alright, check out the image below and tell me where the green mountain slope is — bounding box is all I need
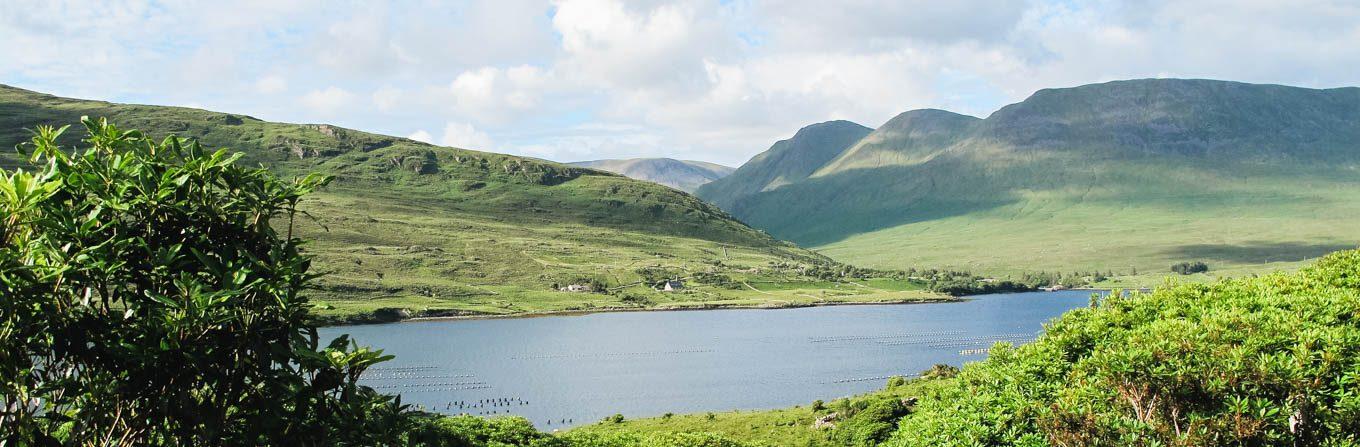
[695,120,872,210]
[568,158,734,192]
[1,85,946,321]
[696,79,1360,281]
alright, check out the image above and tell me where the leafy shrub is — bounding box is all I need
[561,431,755,447]
[917,364,959,380]
[407,415,560,447]
[889,250,1360,446]
[619,293,653,306]
[0,119,407,445]
[563,275,611,293]
[693,272,740,289]
[1170,260,1209,274]
[831,397,912,447]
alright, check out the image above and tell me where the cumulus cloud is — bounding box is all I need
[4,0,1360,165]
[372,86,403,112]
[300,87,356,115]
[439,122,495,150]
[254,75,287,94]
[408,129,434,144]
[444,65,552,120]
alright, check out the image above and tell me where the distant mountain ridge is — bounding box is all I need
[695,120,872,210]
[569,158,734,192]
[695,78,1360,279]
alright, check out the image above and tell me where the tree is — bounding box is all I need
[1170,261,1209,275]
[1,118,407,445]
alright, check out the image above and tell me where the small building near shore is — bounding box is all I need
[560,284,593,292]
[661,280,684,292]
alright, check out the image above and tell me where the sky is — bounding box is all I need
[2,1,1359,166]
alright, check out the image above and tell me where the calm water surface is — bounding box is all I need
[321,290,1093,428]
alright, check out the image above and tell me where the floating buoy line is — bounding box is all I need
[808,330,965,343]
[361,374,477,380]
[512,348,713,360]
[876,333,1035,347]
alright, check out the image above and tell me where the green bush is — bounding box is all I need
[889,250,1360,446]
[1171,260,1210,274]
[0,118,408,445]
[831,398,912,447]
[407,415,563,447]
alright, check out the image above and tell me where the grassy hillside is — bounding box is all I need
[0,84,945,322]
[696,79,1360,283]
[569,250,1360,446]
[569,158,734,192]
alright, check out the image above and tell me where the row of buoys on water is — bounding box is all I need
[447,410,517,416]
[512,349,712,360]
[821,372,897,383]
[809,330,965,343]
[878,333,1033,346]
[367,365,439,372]
[929,338,1034,349]
[545,418,573,426]
[362,374,476,380]
[371,381,487,388]
[393,385,491,392]
[443,398,530,411]
[959,348,990,355]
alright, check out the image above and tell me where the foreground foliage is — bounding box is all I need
[0,119,411,445]
[890,250,1360,446]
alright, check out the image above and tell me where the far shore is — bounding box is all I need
[317,295,970,327]
[316,287,1125,327]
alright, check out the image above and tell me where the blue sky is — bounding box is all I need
[3,0,1359,166]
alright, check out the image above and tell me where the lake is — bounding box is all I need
[320,290,1095,428]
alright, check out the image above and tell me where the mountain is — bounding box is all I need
[695,79,1360,280]
[695,120,872,210]
[1,84,930,322]
[568,158,734,192]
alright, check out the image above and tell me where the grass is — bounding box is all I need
[815,169,1359,285]
[572,376,950,447]
[295,186,946,322]
[0,84,956,322]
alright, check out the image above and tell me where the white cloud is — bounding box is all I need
[442,65,553,123]
[408,129,434,144]
[254,75,287,94]
[5,0,1360,166]
[300,87,356,115]
[551,0,736,94]
[439,122,495,150]
[372,86,403,112]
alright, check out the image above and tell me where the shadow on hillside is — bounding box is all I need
[729,153,1360,248]
[726,158,1022,247]
[1162,241,1357,264]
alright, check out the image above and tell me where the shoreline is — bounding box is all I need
[317,295,965,327]
[313,287,1126,327]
